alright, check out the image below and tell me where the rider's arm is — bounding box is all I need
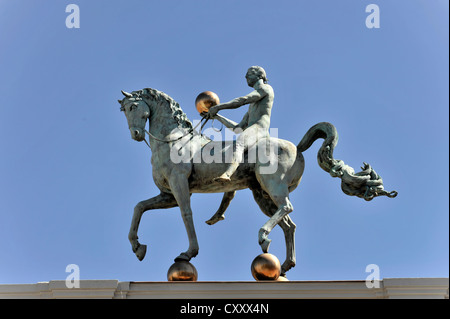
[215,89,266,111]
[213,114,238,130]
[213,114,241,133]
[213,112,249,133]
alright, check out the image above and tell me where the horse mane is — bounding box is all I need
[134,88,193,130]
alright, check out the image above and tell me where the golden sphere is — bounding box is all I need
[167,261,198,281]
[195,91,220,114]
[251,253,281,281]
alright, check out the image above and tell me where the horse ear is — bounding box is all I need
[118,99,122,105]
[121,90,133,98]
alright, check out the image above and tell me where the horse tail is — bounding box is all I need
[297,122,397,201]
[297,122,338,174]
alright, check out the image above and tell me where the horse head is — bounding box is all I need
[118,90,150,142]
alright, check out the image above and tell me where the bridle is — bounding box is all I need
[139,98,213,148]
[143,114,208,146]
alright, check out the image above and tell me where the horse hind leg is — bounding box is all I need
[205,191,236,225]
[278,216,296,275]
[258,188,294,254]
[251,187,296,275]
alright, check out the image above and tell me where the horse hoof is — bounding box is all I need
[205,215,225,225]
[174,252,191,262]
[135,244,147,261]
[281,260,296,274]
[258,229,272,253]
[260,238,272,253]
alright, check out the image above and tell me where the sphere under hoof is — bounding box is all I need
[167,261,198,281]
[195,91,220,114]
[251,253,281,281]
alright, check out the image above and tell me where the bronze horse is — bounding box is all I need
[118,88,396,276]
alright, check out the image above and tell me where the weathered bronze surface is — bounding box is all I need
[251,253,281,281]
[119,66,397,281]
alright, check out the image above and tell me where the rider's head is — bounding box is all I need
[246,66,268,86]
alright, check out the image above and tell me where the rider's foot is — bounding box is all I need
[213,173,232,183]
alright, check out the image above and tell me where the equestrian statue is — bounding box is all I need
[118,66,397,279]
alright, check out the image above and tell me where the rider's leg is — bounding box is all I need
[215,125,265,182]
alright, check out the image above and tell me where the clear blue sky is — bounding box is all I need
[0,0,448,283]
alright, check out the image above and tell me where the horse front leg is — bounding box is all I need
[168,175,199,262]
[128,192,178,261]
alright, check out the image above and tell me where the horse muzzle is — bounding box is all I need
[130,127,145,142]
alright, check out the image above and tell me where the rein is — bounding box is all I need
[142,113,210,149]
[138,98,220,149]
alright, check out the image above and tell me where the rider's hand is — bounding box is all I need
[208,105,219,118]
